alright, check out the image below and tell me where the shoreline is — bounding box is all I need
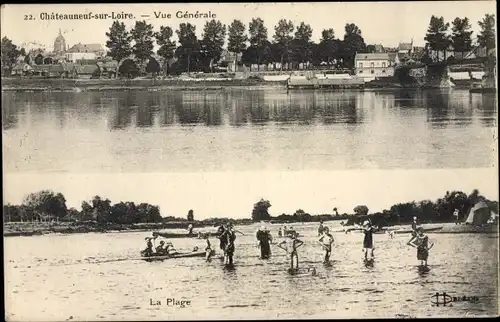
[1,77,481,92]
[5,219,496,237]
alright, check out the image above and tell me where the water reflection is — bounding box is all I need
[2,89,497,171]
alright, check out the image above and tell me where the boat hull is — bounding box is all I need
[393,226,443,234]
[431,224,499,234]
[140,251,207,261]
[154,231,219,239]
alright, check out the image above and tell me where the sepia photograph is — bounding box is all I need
[2,1,498,320]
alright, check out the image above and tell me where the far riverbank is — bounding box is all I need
[1,77,287,92]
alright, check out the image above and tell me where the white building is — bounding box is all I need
[355,53,394,77]
[65,43,105,62]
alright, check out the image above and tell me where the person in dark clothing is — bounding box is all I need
[217,223,227,252]
[407,227,434,266]
[362,221,375,260]
[256,226,273,259]
[222,226,237,265]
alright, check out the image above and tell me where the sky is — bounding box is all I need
[1,1,496,52]
[3,169,498,219]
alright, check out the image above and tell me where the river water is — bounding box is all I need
[4,223,498,320]
[2,89,497,172]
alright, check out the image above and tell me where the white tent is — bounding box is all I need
[465,201,495,225]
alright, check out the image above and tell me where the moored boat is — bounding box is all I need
[153,231,219,239]
[393,226,443,234]
[140,250,208,261]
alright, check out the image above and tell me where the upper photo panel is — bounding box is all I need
[2,2,497,173]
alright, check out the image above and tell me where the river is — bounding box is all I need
[4,222,498,320]
[2,89,497,173]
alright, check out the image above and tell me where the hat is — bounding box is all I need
[160,241,165,244]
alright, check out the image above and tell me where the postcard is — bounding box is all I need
[2,2,498,320]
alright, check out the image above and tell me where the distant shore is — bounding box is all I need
[1,77,287,92]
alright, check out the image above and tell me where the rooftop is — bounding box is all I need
[66,43,104,53]
[355,53,390,61]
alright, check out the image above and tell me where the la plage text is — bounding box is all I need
[38,11,216,20]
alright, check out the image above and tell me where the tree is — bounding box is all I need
[187,209,194,221]
[477,14,496,51]
[118,58,140,78]
[130,20,155,69]
[105,21,132,63]
[43,57,53,65]
[201,19,226,72]
[156,26,176,74]
[22,190,68,220]
[90,195,112,223]
[319,29,339,68]
[424,16,451,62]
[227,20,248,65]
[251,198,271,221]
[176,23,199,73]
[343,23,366,68]
[292,22,313,69]
[34,54,44,65]
[146,57,160,76]
[451,17,473,60]
[24,55,31,64]
[273,19,294,71]
[1,37,21,76]
[248,18,269,71]
[353,205,369,216]
[366,45,376,53]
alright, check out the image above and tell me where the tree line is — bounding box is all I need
[251,189,498,226]
[0,13,495,77]
[423,14,495,63]
[3,190,164,224]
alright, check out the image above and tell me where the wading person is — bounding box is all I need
[203,234,214,262]
[277,231,304,272]
[407,227,434,266]
[217,222,227,253]
[318,226,334,263]
[220,223,237,265]
[317,221,325,236]
[362,220,375,261]
[256,226,273,259]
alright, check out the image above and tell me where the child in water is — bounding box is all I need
[277,231,304,272]
[407,227,434,266]
[362,220,375,261]
[204,234,214,262]
[318,226,334,263]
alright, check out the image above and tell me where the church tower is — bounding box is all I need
[53,29,66,53]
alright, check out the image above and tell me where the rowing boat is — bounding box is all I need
[140,251,208,261]
[392,226,443,234]
[153,231,219,239]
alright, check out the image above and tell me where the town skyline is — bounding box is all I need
[1,2,496,52]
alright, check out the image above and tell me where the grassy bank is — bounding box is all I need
[1,77,286,92]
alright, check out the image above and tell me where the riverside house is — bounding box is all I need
[71,64,100,79]
[355,53,394,77]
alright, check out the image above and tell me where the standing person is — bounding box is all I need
[453,209,460,225]
[362,220,375,261]
[411,216,419,236]
[187,223,194,236]
[203,234,214,262]
[318,226,334,263]
[278,227,283,237]
[256,225,273,259]
[221,223,237,265]
[277,231,304,272]
[217,222,227,253]
[317,221,325,236]
[407,227,434,266]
